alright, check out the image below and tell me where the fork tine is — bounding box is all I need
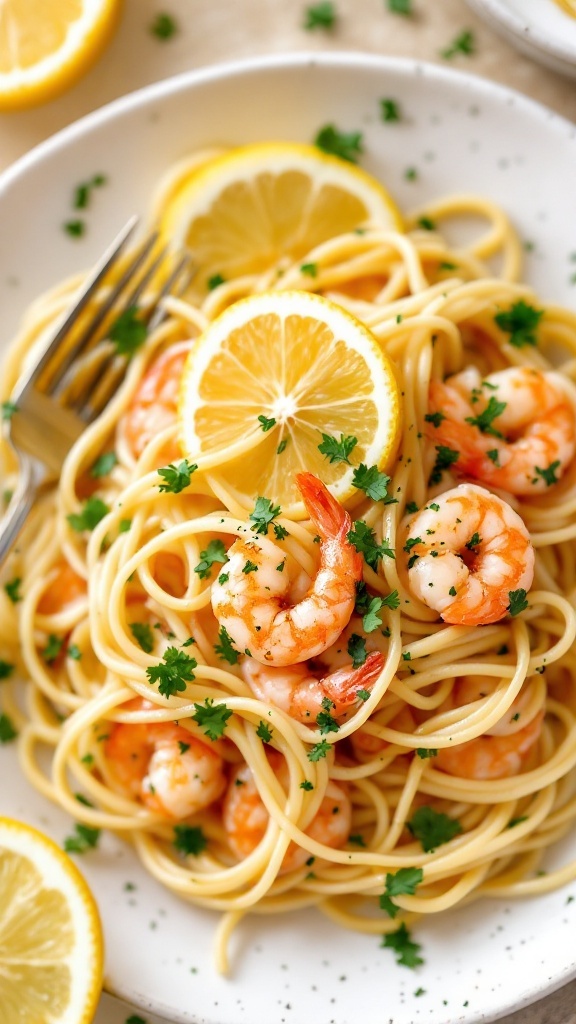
[75,254,192,422]
[10,215,139,405]
[46,229,160,394]
[147,253,193,332]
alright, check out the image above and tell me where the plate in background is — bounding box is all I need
[466,0,576,78]
[1,52,576,1024]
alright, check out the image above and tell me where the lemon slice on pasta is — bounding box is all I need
[161,141,403,294]
[0,817,103,1024]
[0,0,121,111]
[179,290,400,516]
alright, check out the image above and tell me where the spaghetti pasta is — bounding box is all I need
[2,146,576,974]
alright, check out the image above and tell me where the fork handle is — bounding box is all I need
[0,451,40,569]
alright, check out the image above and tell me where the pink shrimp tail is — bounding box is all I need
[296,472,352,542]
[326,650,385,708]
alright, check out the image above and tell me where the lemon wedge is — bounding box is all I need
[161,142,403,295]
[0,817,103,1024]
[0,0,121,111]
[179,290,400,516]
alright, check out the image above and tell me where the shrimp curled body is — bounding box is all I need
[211,473,362,666]
[223,750,351,873]
[121,342,192,461]
[105,700,227,819]
[241,650,384,724]
[428,366,576,495]
[403,483,534,625]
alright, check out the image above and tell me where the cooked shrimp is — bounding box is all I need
[428,366,576,495]
[223,749,351,873]
[121,341,192,460]
[403,483,534,625]
[38,561,87,614]
[211,472,362,666]
[105,699,226,819]
[241,650,384,724]
[436,677,544,779]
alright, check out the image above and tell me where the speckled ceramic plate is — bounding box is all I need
[466,0,576,78]
[1,53,576,1024]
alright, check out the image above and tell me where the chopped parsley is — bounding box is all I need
[109,306,148,356]
[348,833,366,846]
[316,697,340,735]
[214,625,240,665]
[303,1,336,29]
[157,459,197,493]
[487,449,500,465]
[465,532,481,551]
[192,698,232,740]
[129,622,154,654]
[150,12,179,39]
[67,497,109,532]
[257,414,276,432]
[347,633,368,668]
[318,431,358,464]
[429,445,459,486]
[380,98,401,123]
[0,660,14,679]
[63,220,86,238]
[440,29,475,59]
[465,396,506,437]
[314,124,363,163]
[1,401,18,420]
[242,560,258,574]
[407,805,462,852]
[307,739,332,761]
[194,539,228,580]
[416,748,438,759]
[417,215,436,231]
[249,496,282,535]
[300,780,314,791]
[4,577,22,603]
[534,461,561,487]
[178,740,190,754]
[379,866,423,918]
[207,272,226,290]
[406,501,419,514]
[424,411,445,428]
[352,464,395,503]
[42,634,64,663]
[63,823,100,853]
[73,174,106,210]
[146,647,197,697]
[494,299,543,348]
[173,824,207,856]
[0,714,17,743]
[256,720,273,742]
[387,0,412,13]
[273,523,289,541]
[507,589,529,616]
[300,262,318,276]
[381,922,424,968]
[277,438,289,455]
[361,592,400,632]
[507,816,528,829]
[347,520,394,569]
[90,451,117,478]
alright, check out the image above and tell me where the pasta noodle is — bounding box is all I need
[2,147,576,974]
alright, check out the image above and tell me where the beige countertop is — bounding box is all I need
[1,1,575,1022]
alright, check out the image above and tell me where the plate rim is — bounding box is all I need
[1,49,576,203]
[2,49,576,1024]
[466,0,576,70]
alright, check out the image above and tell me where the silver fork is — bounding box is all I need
[0,217,190,568]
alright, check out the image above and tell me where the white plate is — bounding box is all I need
[1,53,576,1024]
[466,0,576,78]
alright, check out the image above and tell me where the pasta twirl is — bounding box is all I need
[2,147,576,974]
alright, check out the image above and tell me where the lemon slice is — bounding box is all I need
[0,0,121,111]
[179,290,400,515]
[0,817,103,1024]
[161,142,403,294]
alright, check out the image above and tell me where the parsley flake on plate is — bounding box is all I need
[387,0,413,13]
[440,29,475,59]
[381,922,424,968]
[304,1,337,30]
[63,823,100,854]
[150,12,179,39]
[0,713,18,743]
[380,98,401,123]
[314,124,363,163]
